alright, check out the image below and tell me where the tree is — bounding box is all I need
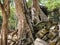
[39,0,60,10]
[0,0,10,45]
[32,0,48,24]
[14,0,34,45]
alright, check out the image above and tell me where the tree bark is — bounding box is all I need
[33,0,48,22]
[32,0,40,24]
[23,0,34,34]
[14,0,34,45]
[1,0,10,45]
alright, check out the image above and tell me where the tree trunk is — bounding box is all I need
[1,0,10,45]
[33,0,48,22]
[32,0,40,24]
[23,0,34,34]
[14,0,34,45]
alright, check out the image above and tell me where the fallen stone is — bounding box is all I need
[34,38,48,45]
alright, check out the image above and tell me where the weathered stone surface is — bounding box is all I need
[48,37,58,45]
[35,24,60,45]
[36,29,49,38]
[48,32,57,40]
[34,38,48,45]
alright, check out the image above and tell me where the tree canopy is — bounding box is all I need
[27,0,60,10]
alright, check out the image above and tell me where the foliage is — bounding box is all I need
[0,0,60,29]
[0,0,4,4]
[10,0,15,7]
[0,0,17,30]
[0,7,17,30]
[0,11,2,27]
[26,0,32,8]
[39,0,60,10]
[0,16,2,27]
[9,7,17,29]
[26,0,60,10]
